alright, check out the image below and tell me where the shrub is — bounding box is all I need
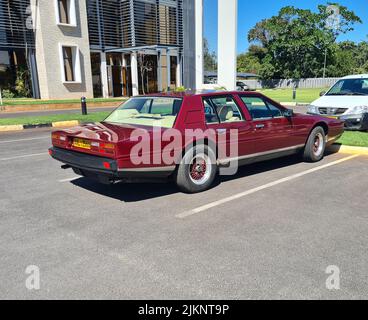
[1,89,15,99]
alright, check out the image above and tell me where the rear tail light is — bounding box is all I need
[90,141,115,155]
[52,133,67,146]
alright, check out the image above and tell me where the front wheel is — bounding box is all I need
[175,145,217,193]
[303,126,326,162]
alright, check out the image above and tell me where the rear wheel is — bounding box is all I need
[303,126,326,162]
[175,145,217,193]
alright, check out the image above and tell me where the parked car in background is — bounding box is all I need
[50,91,344,193]
[236,81,250,91]
[307,74,368,131]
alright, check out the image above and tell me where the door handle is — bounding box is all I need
[255,124,265,129]
[216,128,227,134]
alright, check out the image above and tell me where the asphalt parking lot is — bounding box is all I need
[0,128,367,299]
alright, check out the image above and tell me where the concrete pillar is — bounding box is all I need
[218,0,238,91]
[100,52,109,98]
[195,0,204,90]
[176,54,182,88]
[131,52,139,96]
[167,50,171,91]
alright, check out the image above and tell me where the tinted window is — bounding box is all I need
[266,101,283,117]
[240,97,272,119]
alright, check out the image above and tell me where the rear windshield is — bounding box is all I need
[104,97,183,128]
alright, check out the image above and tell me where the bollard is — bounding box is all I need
[81,97,87,115]
[292,87,297,101]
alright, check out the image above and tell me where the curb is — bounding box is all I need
[328,144,368,156]
[0,124,24,132]
[0,121,81,132]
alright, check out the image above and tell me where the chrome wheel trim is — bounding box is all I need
[188,153,212,186]
[313,132,324,157]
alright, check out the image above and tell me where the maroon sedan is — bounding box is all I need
[49,91,344,193]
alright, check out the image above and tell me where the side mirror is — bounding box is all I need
[320,91,326,97]
[284,109,294,118]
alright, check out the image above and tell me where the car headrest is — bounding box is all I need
[218,105,233,121]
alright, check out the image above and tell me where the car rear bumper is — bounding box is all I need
[49,147,175,183]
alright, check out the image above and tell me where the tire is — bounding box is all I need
[175,145,217,193]
[303,126,326,162]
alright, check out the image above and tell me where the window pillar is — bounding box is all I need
[131,52,139,96]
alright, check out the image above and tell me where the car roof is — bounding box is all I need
[137,90,260,98]
[341,74,368,80]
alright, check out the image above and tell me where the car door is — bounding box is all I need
[238,95,296,154]
[203,95,254,161]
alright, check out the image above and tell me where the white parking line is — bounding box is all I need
[0,136,49,144]
[59,177,80,183]
[0,152,49,161]
[176,154,359,219]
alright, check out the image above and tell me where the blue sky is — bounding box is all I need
[204,0,368,54]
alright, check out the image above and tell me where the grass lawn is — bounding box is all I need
[337,131,368,148]
[0,112,110,126]
[260,88,325,104]
[0,97,126,106]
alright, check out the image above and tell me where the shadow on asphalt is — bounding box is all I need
[70,149,340,202]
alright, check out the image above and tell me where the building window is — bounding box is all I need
[55,0,77,26]
[59,45,81,83]
[63,47,74,81]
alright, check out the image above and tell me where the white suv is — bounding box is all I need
[307,74,368,131]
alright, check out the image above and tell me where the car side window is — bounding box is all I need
[203,99,220,124]
[240,96,272,119]
[207,96,244,123]
[266,101,283,118]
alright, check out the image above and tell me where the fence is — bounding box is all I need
[241,78,340,89]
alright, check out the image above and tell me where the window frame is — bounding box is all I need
[55,0,77,27]
[59,44,81,84]
[202,95,246,125]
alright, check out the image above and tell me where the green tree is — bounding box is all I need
[203,38,217,71]
[247,3,362,79]
[237,52,261,74]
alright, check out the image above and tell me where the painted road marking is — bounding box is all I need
[176,154,359,219]
[59,177,80,183]
[0,152,49,161]
[0,136,49,144]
